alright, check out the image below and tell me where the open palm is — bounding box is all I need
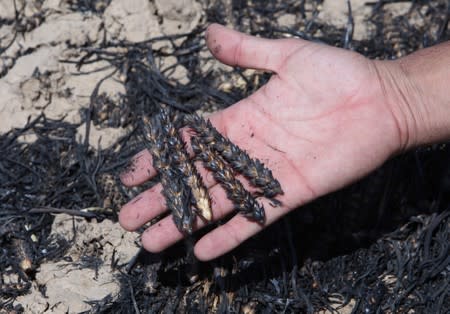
[119,24,402,261]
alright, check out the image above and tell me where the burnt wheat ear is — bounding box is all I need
[191,137,265,223]
[183,113,284,200]
[158,108,212,222]
[141,115,194,234]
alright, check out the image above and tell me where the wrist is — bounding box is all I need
[373,42,450,152]
[371,59,420,153]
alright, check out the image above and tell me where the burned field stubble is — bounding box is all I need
[1,0,449,313]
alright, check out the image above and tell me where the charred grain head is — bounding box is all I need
[141,114,194,234]
[191,137,265,223]
[184,113,283,200]
[158,108,212,222]
[183,113,216,144]
[162,175,194,235]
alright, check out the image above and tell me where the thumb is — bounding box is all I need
[205,23,302,72]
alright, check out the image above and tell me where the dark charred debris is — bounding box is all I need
[1,0,449,313]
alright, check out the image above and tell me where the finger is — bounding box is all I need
[205,23,301,72]
[120,150,156,187]
[119,164,264,232]
[194,199,289,261]
[140,182,234,252]
[137,149,312,255]
[119,184,165,231]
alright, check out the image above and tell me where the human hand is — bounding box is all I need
[119,24,406,261]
